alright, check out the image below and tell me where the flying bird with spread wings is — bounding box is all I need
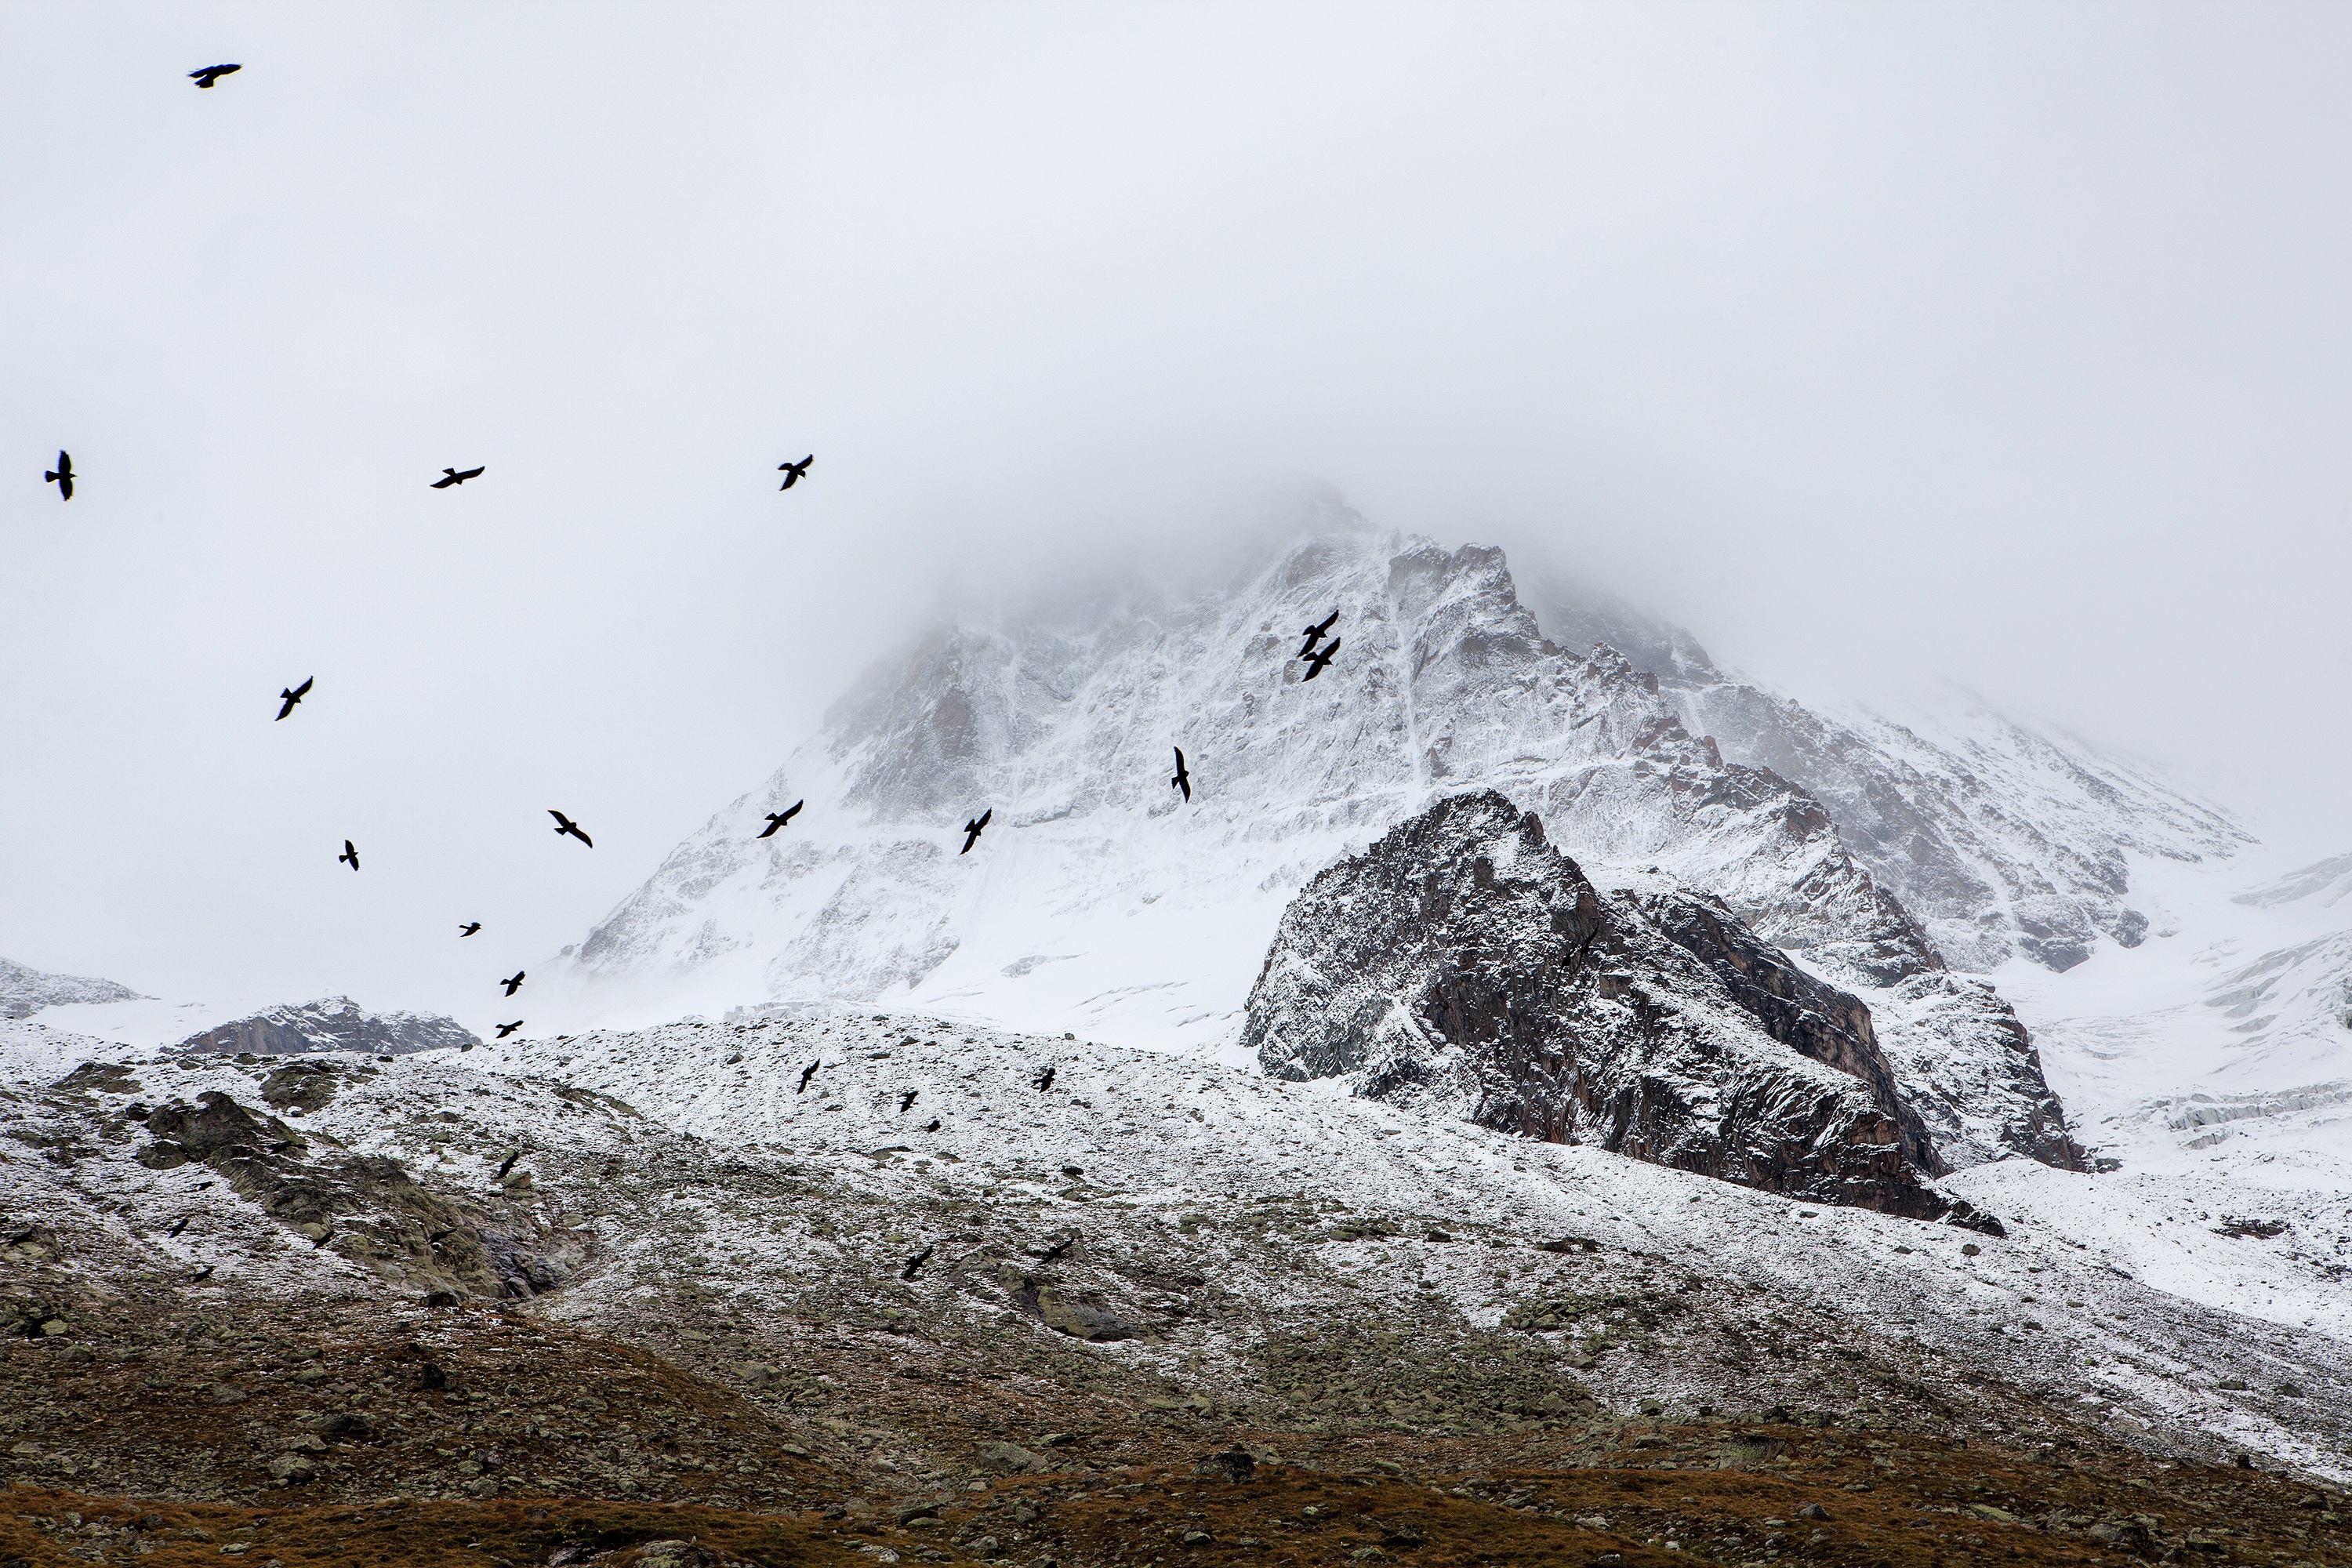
[1170,746,1192,803]
[43,452,73,501]
[495,1021,523,1039]
[1298,610,1338,660]
[189,64,241,88]
[1301,637,1341,682]
[430,466,485,488]
[756,800,804,839]
[548,811,593,847]
[960,809,992,855]
[777,455,813,491]
[274,677,313,720]
[499,971,525,996]
[337,840,360,871]
[458,922,481,937]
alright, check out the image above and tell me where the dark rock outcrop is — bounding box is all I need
[1243,790,1998,1229]
[136,1089,586,1299]
[176,996,479,1057]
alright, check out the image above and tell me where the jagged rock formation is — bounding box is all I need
[175,996,479,1058]
[1243,790,2002,1228]
[1519,570,2248,973]
[0,955,144,1019]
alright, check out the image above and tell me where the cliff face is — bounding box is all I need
[1243,790,2002,1229]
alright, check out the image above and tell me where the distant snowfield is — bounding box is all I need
[1947,843,2352,1348]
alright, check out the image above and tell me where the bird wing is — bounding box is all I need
[276,697,294,720]
[578,829,593,847]
[343,839,355,855]
[549,810,569,829]
[56,451,70,473]
[57,475,71,500]
[292,677,313,699]
[978,808,992,829]
[459,466,484,481]
[430,474,455,488]
[783,800,802,819]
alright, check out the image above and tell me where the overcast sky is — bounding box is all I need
[5,2,2350,1024]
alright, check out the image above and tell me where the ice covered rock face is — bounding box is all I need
[0,956,144,1019]
[1521,573,2247,973]
[1243,789,2001,1229]
[175,996,480,1058]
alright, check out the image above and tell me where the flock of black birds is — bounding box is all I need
[32,64,1364,1091]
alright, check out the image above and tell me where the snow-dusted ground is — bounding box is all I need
[7,1007,2348,1482]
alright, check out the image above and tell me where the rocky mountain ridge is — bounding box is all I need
[1523,572,2250,973]
[0,955,144,1020]
[175,996,481,1058]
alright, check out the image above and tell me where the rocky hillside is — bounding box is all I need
[2,1005,2347,1534]
[0,954,144,1020]
[1240,790,2043,1223]
[175,996,481,1058]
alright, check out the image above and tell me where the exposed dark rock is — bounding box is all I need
[137,1090,590,1299]
[1011,1279,1132,1342]
[1245,790,2000,1228]
[176,996,479,1058]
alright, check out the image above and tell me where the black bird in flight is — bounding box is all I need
[901,1243,933,1281]
[430,466,485,489]
[1036,1234,1074,1262]
[756,800,804,839]
[1301,637,1341,682]
[458,922,482,937]
[777,455,813,491]
[796,1059,821,1094]
[167,1216,192,1237]
[1298,609,1338,660]
[960,808,992,855]
[189,64,241,88]
[1033,1065,1056,1091]
[499,971,525,996]
[191,1264,216,1282]
[275,677,313,721]
[495,1020,523,1039]
[338,839,360,871]
[1170,746,1191,803]
[923,1118,941,1132]
[312,1228,335,1249]
[493,1151,521,1181]
[899,1089,918,1112]
[549,809,593,847]
[43,451,73,501]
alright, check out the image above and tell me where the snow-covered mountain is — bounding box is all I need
[568,509,2223,1054]
[0,954,144,1019]
[558,509,2246,1189]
